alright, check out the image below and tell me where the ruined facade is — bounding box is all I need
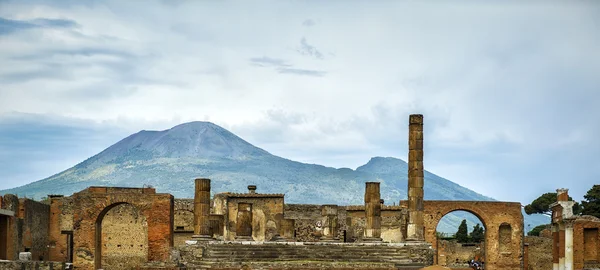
[550,189,600,270]
[0,195,49,262]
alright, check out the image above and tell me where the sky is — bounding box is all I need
[0,0,599,204]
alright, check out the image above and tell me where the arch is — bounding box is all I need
[71,187,173,270]
[431,209,487,266]
[422,200,523,269]
[95,202,148,270]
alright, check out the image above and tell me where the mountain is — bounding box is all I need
[0,121,548,232]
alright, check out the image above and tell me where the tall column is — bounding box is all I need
[193,178,212,240]
[553,224,559,270]
[321,205,338,241]
[559,224,565,270]
[565,222,573,270]
[236,203,253,241]
[364,182,382,241]
[407,114,425,241]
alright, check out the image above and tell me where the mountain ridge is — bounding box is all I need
[0,121,547,232]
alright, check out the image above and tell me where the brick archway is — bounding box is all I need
[423,201,523,269]
[72,187,173,270]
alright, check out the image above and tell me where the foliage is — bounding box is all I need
[524,192,581,216]
[527,224,549,236]
[469,223,485,243]
[581,185,600,218]
[456,219,469,243]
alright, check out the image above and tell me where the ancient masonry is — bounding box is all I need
[549,188,600,270]
[3,114,595,269]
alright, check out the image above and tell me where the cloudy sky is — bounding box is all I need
[0,0,598,204]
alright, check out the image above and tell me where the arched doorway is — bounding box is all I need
[435,210,486,268]
[95,203,148,270]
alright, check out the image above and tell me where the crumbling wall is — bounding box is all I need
[101,203,148,270]
[218,195,284,241]
[71,187,173,270]
[1,195,20,260]
[572,216,600,270]
[19,198,50,261]
[436,240,483,267]
[525,236,553,270]
[346,206,406,243]
[285,204,348,242]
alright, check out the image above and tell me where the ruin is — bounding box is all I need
[3,114,595,269]
[550,189,600,270]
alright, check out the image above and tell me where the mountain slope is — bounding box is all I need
[0,121,548,232]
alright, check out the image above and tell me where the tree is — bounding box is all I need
[469,223,485,243]
[456,219,469,243]
[524,192,581,216]
[527,224,550,236]
[581,185,600,218]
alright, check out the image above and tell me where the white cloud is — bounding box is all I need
[0,0,599,203]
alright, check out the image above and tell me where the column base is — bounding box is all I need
[236,236,254,241]
[362,237,383,242]
[405,237,425,242]
[191,234,213,241]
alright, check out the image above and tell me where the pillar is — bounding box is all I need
[364,182,382,241]
[321,205,338,241]
[553,224,559,270]
[280,219,295,241]
[565,222,573,270]
[407,114,425,241]
[236,203,253,241]
[559,224,565,270]
[193,178,212,240]
[524,243,529,270]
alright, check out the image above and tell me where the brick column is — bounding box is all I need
[524,243,529,270]
[236,203,253,241]
[364,182,382,241]
[553,225,559,270]
[321,205,338,241]
[193,178,212,240]
[559,224,565,270]
[407,114,425,241]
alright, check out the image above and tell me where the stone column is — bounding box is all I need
[565,222,573,270]
[193,178,212,240]
[280,219,296,241]
[364,182,382,241]
[236,203,253,241]
[321,205,338,241]
[553,224,559,270]
[407,114,425,241]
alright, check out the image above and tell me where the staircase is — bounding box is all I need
[179,241,432,269]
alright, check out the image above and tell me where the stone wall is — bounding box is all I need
[48,195,73,262]
[214,194,284,241]
[524,236,552,270]
[346,206,407,243]
[436,240,483,267]
[284,204,348,242]
[19,198,50,261]
[71,186,173,270]
[1,194,21,260]
[0,261,69,270]
[573,216,600,270]
[101,203,149,270]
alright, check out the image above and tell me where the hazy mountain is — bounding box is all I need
[0,121,548,232]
